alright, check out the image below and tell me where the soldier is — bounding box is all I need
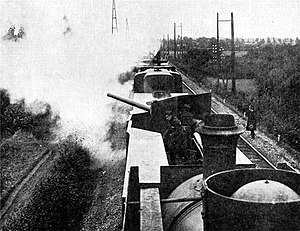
[163,110,186,164]
[154,50,161,65]
[246,105,257,139]
[180,104,194,126]
[17,27,25,38]
[8,26,15,37]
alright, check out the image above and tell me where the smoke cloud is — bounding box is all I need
[0,0,159,162]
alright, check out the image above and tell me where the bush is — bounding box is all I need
[0,89,59,140]
[2,136,94,231]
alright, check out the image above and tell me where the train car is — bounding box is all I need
[107,63,300,230]
[133,68,182,96]
[134,50,174,73]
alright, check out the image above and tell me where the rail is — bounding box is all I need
[182,75,277,170]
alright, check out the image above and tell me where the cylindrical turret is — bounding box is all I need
[203,168,300,231]
[195,114,245,178]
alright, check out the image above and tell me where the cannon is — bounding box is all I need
[107,92,150,112]
[107,92,211,134]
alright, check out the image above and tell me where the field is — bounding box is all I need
[206,77,257,94]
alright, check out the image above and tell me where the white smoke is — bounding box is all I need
[0,0,159,162]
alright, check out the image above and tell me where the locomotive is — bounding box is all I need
[107,56,300,230]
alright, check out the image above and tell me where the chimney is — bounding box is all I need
[196,114,245,179]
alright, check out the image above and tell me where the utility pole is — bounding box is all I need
[174,23,176,58]
[217,12,236,94]
[217,13,221,69]
[231,12,236,94]
[180,23,183,58]
[126,18,129,39]
[167,34,170,57]
[112,0,118,34]
[174,23,183,59]
[162,34,165,57]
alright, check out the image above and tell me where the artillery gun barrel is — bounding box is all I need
[107,93,151,112]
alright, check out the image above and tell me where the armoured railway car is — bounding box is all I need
[108,61,300,231]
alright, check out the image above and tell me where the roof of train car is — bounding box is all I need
[136,65,176,72]
[122,126,168,198]
[134,68,179,78]
[145,68,172,73]
[145,69,173,76]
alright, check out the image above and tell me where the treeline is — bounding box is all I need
[241,44,300,148]
[162,36,300,53]
[172,42,300,150]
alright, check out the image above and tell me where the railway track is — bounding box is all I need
[182,74,277,170]
[237,137,277,169]
[0,150,53,220]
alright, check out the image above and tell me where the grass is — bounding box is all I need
[1,137,96,231]
[205,77,257,95]
[0,131,48,200]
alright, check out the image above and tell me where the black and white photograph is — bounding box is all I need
[1,0,300,230]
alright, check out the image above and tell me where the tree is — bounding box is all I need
[258,38,265,46]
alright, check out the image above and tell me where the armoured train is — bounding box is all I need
[108,56,300,231]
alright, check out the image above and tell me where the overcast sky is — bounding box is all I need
[117,0,300,39]
[1,0,299,41]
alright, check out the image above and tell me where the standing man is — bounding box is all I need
[163,110,185,164]
[180,104,194,127]
[246,105,257,139]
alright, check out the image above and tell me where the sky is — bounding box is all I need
[0,0,299,161]
[1,1,299,41]
[116,0,300,39]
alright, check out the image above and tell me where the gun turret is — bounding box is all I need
[107,93,151,112]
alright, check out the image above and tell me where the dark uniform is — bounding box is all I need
[163,112,186,164]
[17,27,25,38]
[246,106,257,139]
[180,104,194,127]
[8,26,15,37]
[179,104,195,151]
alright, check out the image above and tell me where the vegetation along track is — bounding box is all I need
[182,73,277,170]
[0,150,53,220]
